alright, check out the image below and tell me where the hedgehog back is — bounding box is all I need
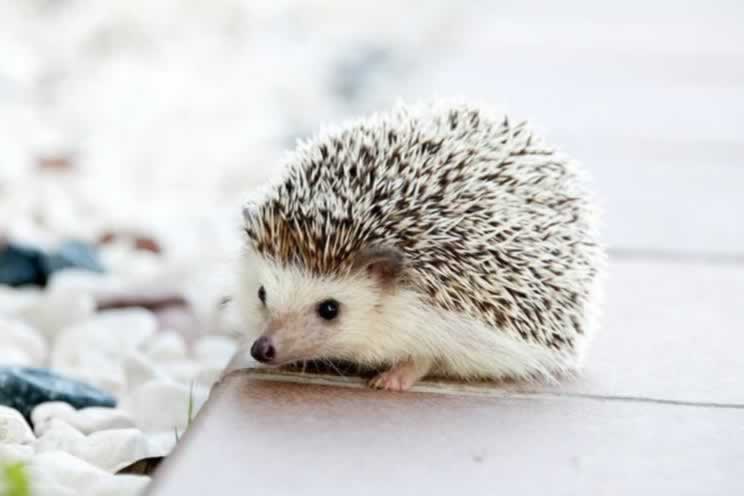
[244,103,602,350]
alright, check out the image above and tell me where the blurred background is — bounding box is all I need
[2,0,742,263]
[1,2,743,493]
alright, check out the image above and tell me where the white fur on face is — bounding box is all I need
[238,250,391,365]
[238,249,579,381]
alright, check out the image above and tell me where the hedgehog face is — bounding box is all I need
[238,247,404,366]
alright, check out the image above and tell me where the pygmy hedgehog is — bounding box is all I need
[238,101,604,391]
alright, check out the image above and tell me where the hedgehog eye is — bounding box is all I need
[258,286,266,304]
[317,299,339,321]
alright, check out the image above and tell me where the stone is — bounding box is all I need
[55,362,127,399]
[31,402,76,435]
[0,318,48,366]
[51,309,157,391]
[18,291,96,341]
[89,474,151,496]
[153,304,201,340]
[141,331,187,362]
[85,429,152,472]
[0,241,103,288]
[28,451,109,495]
[0,443,34,464]
[143,431,177,458]
[192,336,237,367]
[194,364,225,389]
[208,296,243,336]
[72,407,135,435]
[34,419,86,455]
[0,286,42,316]
[97,291,188,313]
[161,360,199,386]
[122,352,167,390]
[37,154,74,170]
[33,482,77,496]
[0,242,44,287]
[0,405,35,444]
[35,418,157,473]
[0,348,33,367]
[120,380,206,433]
[41,240,104,277]
[98,231,162,255]
[53,308,157,360]
[134,237,161,254]
[46,269,122,297]
[32,402,135,436]
[0,367,116,420]
[117,456,163,476]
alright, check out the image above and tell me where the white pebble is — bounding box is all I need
[75,408,136,434]
[34,419,86,455]
[0,318,48,365]
[84,428,151,472]
[18,291,96,341]
[120,380,207,433]
[141,330,187,361]
[0,286,42,316]
[0,347,33,366]
[51,308,157,394]
[54,308,157,357]
[32,403,135,436]
[46,269,123,299]
[99,246,163,283]
[33,482,77,496]
[193,335,237,367]
[122,351,168,390]
[55,361,127,398]
[35,420,155,473]
[0,443,34,464]
[0,406,35,444]
[90,474,151,496]
[194,364,226,389]
[144,431,177,457]
[160,359,200,385]
[28,451,109,495]
[206,296,243,336]
[31,402,76,436]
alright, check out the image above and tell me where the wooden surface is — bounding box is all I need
[146,2,744,494]
[147,368,744,496]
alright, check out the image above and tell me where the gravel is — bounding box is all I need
[0,0,460,493]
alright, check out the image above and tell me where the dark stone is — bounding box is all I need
[97,231,162,254]
[0,243,45,287]
[117,457,164,476]
[96,292,188,312]
[0,367,116,421]
[0,240,103,288]
[37,154,75,171]
[41,240,104,275]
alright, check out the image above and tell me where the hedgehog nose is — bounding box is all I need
[250,336,276,363]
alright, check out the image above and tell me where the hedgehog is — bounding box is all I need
[237,101,604,392]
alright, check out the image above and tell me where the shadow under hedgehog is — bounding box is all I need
[237,100,605,392]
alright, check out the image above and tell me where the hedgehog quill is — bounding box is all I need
[237,101,605,392]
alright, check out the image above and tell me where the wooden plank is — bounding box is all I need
[146,374,744,496]
[552,259,744,405]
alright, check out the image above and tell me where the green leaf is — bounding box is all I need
[1,463,31,496]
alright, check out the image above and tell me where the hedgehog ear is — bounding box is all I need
[353,246,405,287]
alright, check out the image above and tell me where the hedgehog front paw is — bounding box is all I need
[368,358,431,392]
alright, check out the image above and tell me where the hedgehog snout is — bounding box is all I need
[250,336,276,363]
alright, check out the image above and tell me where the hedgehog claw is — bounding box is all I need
[368,358,431,392]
